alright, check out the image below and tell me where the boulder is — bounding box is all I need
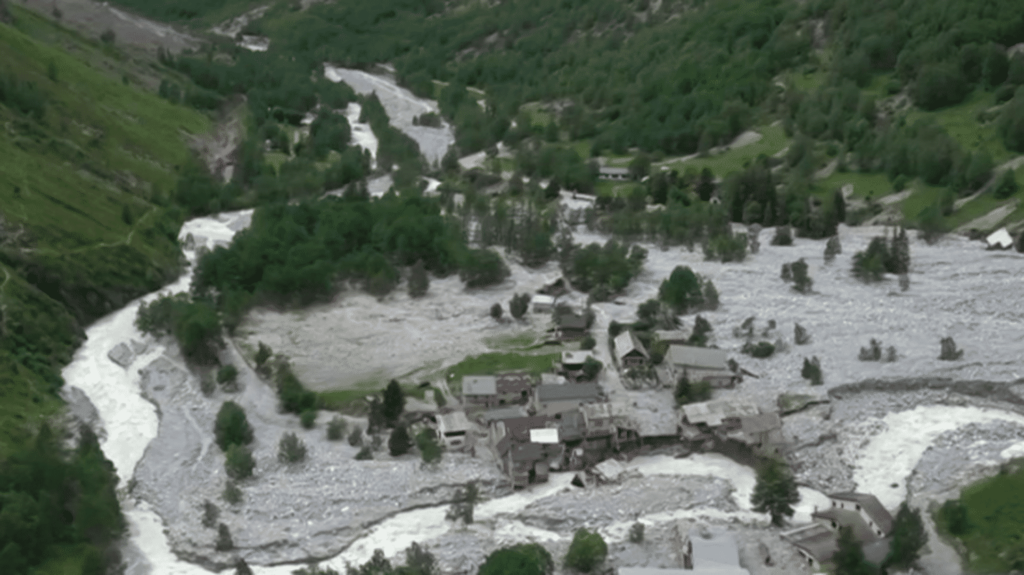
[108,342,135,367]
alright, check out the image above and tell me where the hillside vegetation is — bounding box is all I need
[0,6,214,574]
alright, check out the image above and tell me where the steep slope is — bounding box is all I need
[0,5,209,463]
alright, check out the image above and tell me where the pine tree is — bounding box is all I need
[794,323,811,345]
[790,258,813,293]
[888,227,911,275]
[509,293,530,319]
[883,503,927,571]
[751,458,800,526]
[388,424,412,456]
[833,526,873,575]
[382,380,405,425]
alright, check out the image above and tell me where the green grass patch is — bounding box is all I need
[935,463,1024,573]
[662,124,790,179]
[484,331,539,351]
[944,194,1009,230]
[900,179,949,221]
[906,89,1012,163]
[444,351,560,394]
[816,171,896,199]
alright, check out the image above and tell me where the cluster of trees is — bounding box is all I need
[560,239,647,301]
[0,426,125,575]
[136,293,222,365]
[193,194,515,318]
[659,266,720,314]
[463,196,556,267]
[851,228,910,283]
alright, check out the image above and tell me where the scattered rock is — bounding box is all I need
[108,342,135,367]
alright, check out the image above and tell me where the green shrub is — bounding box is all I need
[224,445,255,480]
[217,364,239,392]
[433,388,447,408]
[388,424,412,456]
[327,416,347,441]
[742,340,776,358]
[580,335,596,350]
[214,401,253,452]
[564,528,608,573]
[416,429,443,464]
[300,409,317,429]
[478,544,554,575]
[222,481,242,505]
[355,446,373,460]
[278,432,308,464]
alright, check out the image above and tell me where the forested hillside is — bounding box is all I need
[0,5,216,573]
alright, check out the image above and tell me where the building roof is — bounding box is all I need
[557,313,588,330]
[495,372,533,394]
[536,383,601,402]
[682,400,759,427]
[480,406,529,423]
[540,373,568,385]
[463,375,497,396]
[600,166,630,175]
[614,330,650,360]
[437,411,471,433]
[690,529,743,569]
[619,568,691,575]
[654,329,690,343]
[829,492,894,534]
[532,294,556,305]
[783,523,838,563]
[562,351,595,366]
[498,416,554,442]
[667,345,729,370]
[740,412,781,435]
[987,227,1014,249]
[812,509,880,543]
[530,428,560,443]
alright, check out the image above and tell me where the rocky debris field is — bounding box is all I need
[129,337,506,570]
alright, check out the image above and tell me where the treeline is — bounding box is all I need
[193,193,515,318]
[0,426,124,575]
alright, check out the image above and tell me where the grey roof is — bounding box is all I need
[682,400,759,426]
[557,313,588,330]
[437,411,471,433]
[667,345,729,370]
[812,509,880,543]
[618,569,690,575]
[654,329,690,343]
[690,529,743,568]
[462,375,496,396]
[536,383,601,402]
[600,166,630,175]
[480,406,529,423]
[829,492,894,534]
[740,413,781,435]
[783,523,838,563]
[614,330,650,360]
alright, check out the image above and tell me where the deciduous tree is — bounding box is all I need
[564,528,607,573]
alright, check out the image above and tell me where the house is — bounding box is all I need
[783,492,894,570]
[555,312,589,340]
[666,345,739,387]
[680,399,759,427]
[619,527,750,575]
[654,330,690,345]
[533,383,602,416]
[614,330,650,367]
[532,294,556,313]
[820,492,894,539]
[540,373,568,386]
[479,406,529,425]
[436,411,471,450]
[489,416,563,487]
[461,373,532,408]
[739,412,785,456]
[561,351,595,370]
[599,166,631,181]
[462,375,497,407]
[986,227,1014,249]
[495,372,533,404]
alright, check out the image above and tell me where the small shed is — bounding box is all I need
[532,294,556,313]
[599,166,631,181]
[562,350,595,369]
[614,330,650,367]
[437,411,471,449]
[986,227,1014,249]
[555,313,589,340]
